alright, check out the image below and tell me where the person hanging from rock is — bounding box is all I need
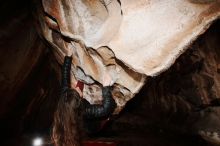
[52,48,117,146]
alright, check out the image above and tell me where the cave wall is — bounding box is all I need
[0,0,54,142]
[110,20,220,135]
[0,0,219,145]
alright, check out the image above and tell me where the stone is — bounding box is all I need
[37,0,220,113]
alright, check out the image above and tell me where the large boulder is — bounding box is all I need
[37,0,220,113]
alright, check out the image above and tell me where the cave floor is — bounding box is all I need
[2,130,211,146]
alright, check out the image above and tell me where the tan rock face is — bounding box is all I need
[38,0,220,113]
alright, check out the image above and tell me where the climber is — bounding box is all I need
[61,55,117,120]
[52,48,117,146]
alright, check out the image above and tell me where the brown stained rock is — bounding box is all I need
[0,8,45,117]
[37,0,220,113]
[0,1,220,145]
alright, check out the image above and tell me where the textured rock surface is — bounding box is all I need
[38,0,220,113]
[96,21,220,145]
[0,0,55,142]
[0,1,220,145]
[0,1,45,117]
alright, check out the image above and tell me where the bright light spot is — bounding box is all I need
[33,137,43,146]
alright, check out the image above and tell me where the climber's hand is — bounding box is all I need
[66,47,73,57]
[103,72,114,87]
